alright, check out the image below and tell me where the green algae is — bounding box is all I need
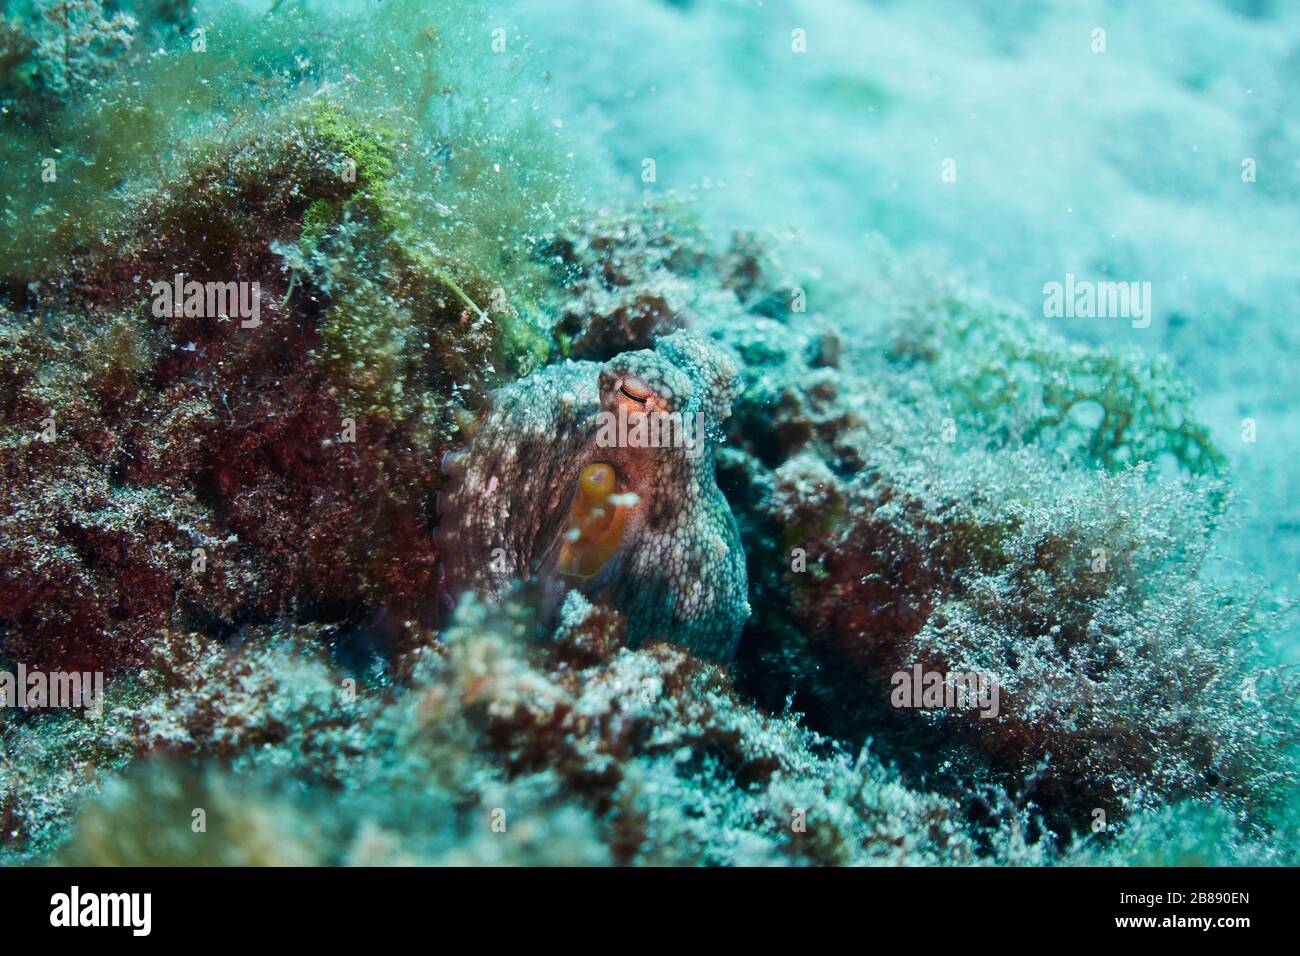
[891,292,1227,475]
[310,102,398,197]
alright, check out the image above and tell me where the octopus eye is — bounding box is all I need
[619,378,653,404]
[557,463,630,578]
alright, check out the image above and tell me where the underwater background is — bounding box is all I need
[0,0,1295,865]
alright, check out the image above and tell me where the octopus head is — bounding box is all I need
[438,331,748,660]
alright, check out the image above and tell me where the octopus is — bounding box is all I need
[435,331,750,662]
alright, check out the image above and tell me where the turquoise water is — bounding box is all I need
[511,0,1299,654]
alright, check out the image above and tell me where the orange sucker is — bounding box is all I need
[557,463,629,577]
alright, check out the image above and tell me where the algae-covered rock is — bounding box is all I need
[705,265,1295,849]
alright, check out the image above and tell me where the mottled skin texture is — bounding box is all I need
[437,332,749,661]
